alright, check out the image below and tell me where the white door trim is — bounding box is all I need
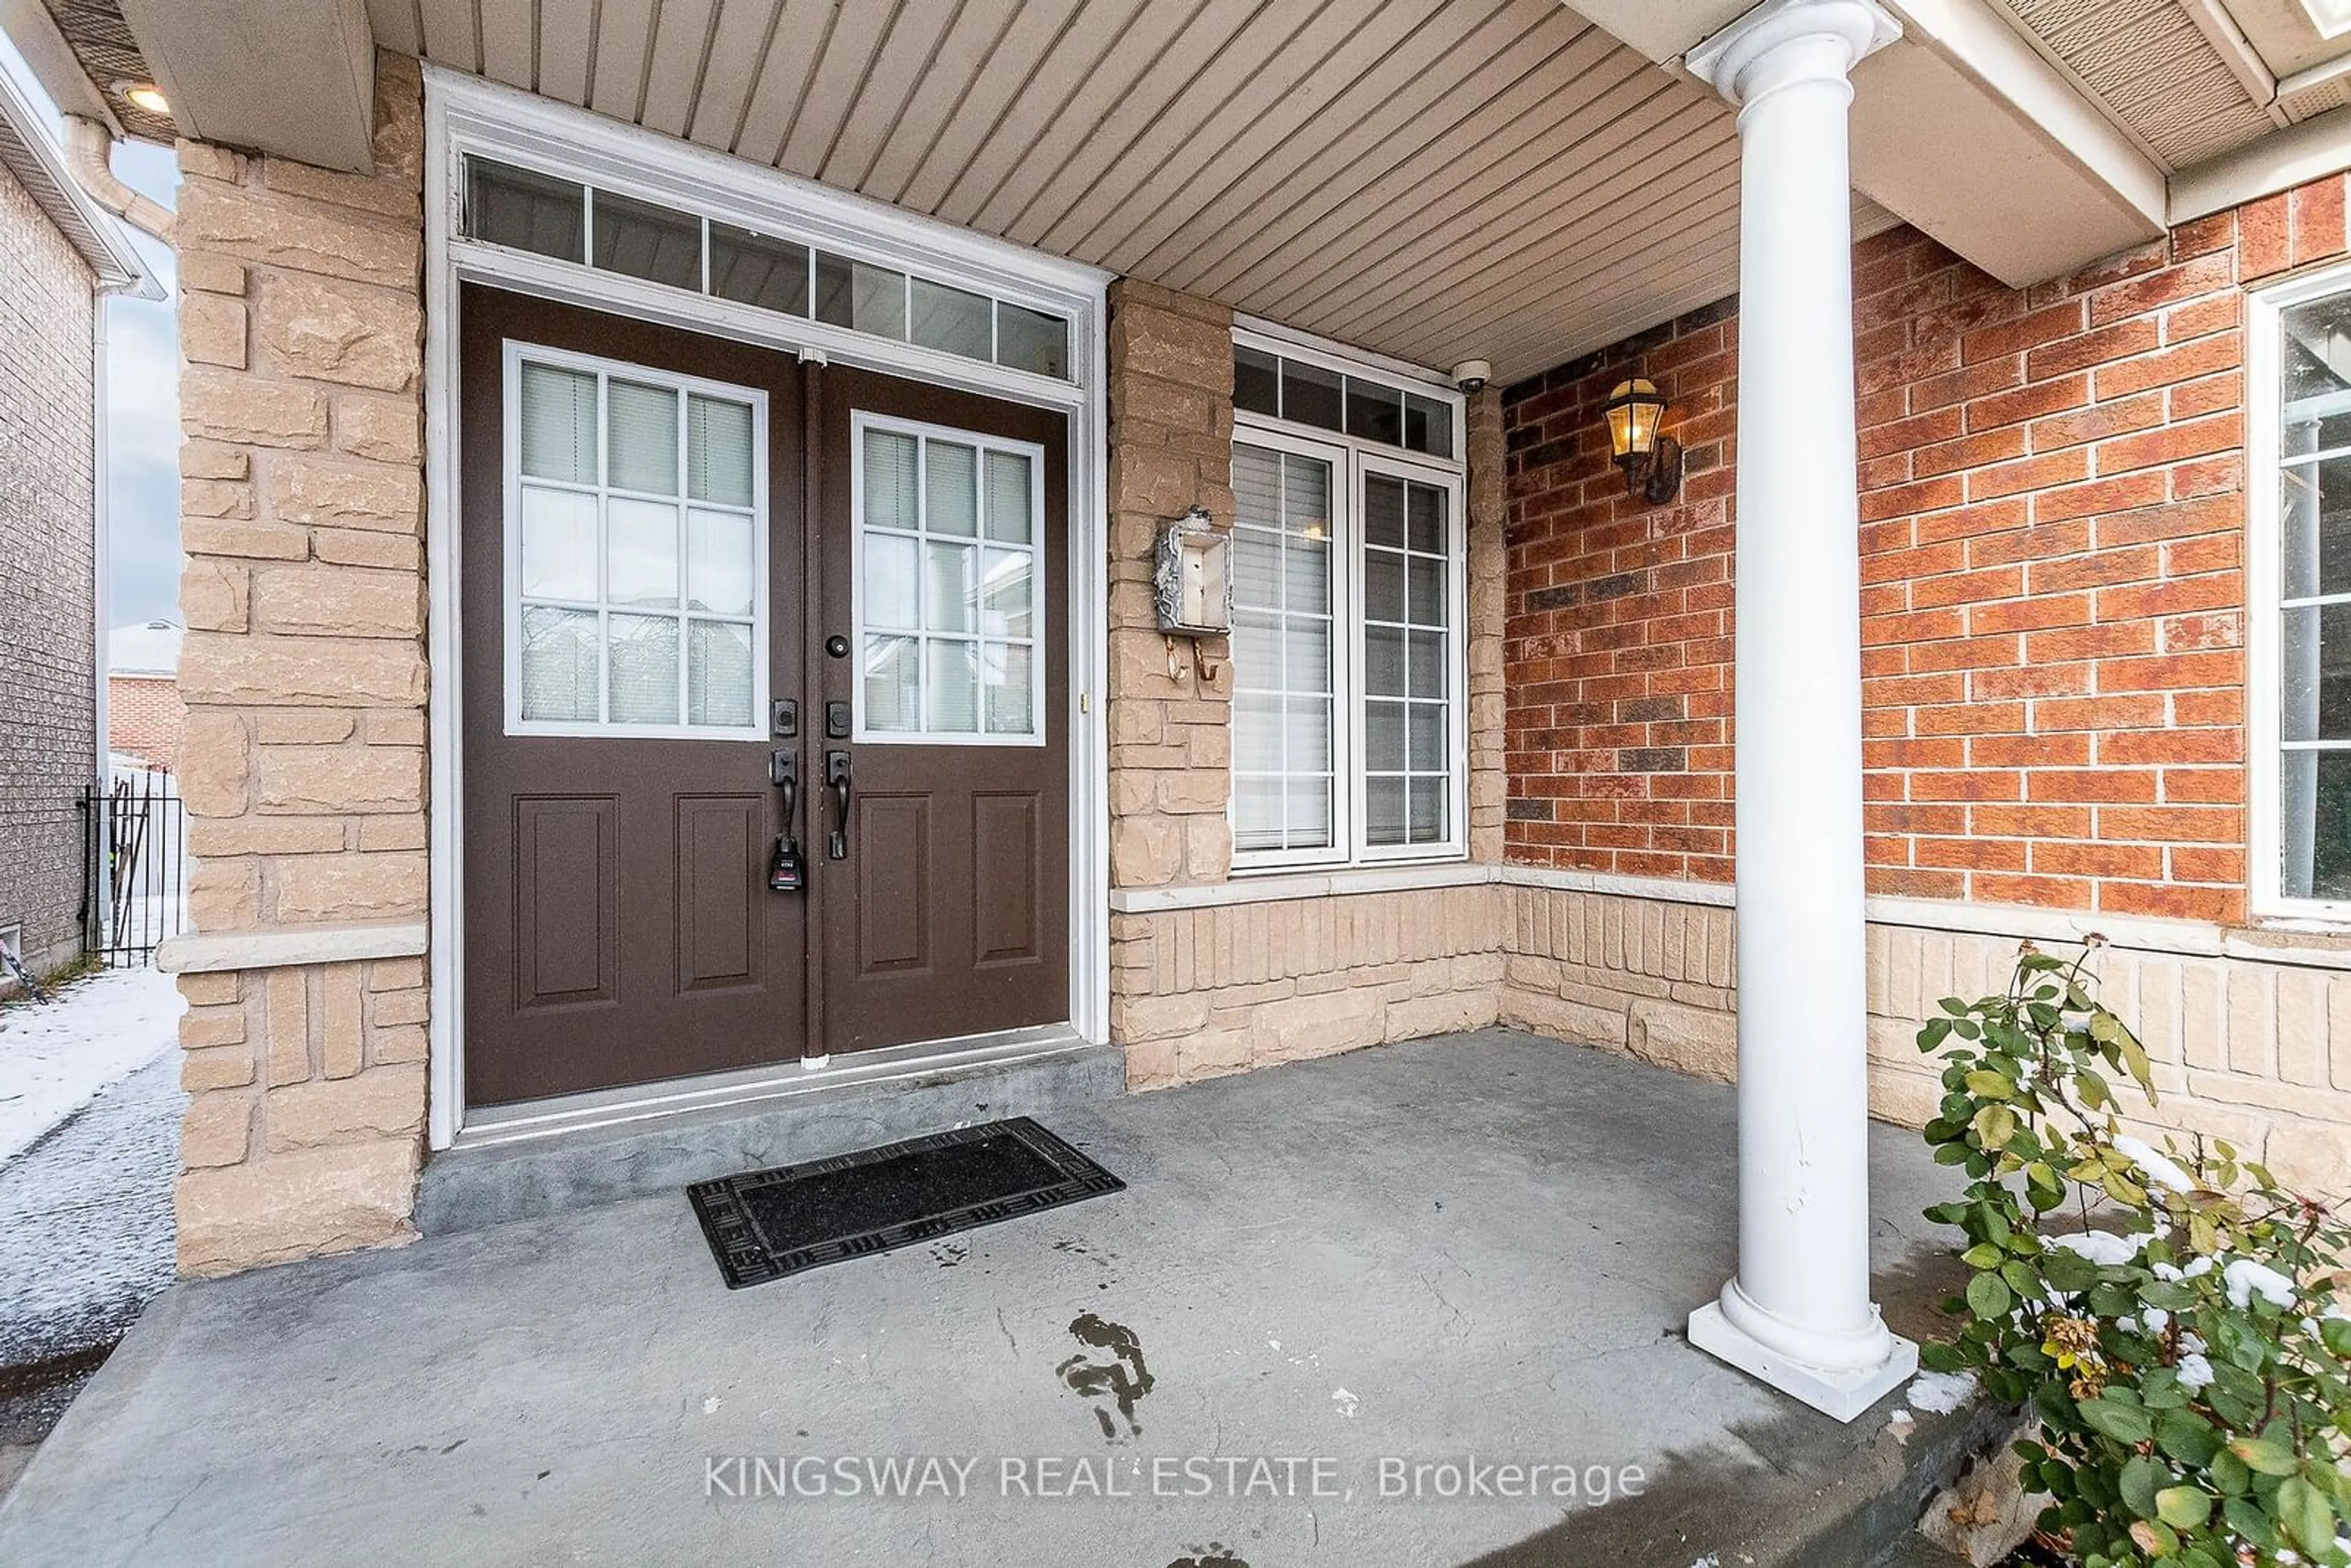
[422,67,1113,1150]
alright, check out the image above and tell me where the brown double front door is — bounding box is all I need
[460,287,1070,1108]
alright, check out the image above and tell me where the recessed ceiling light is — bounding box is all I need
[115,81,170,116]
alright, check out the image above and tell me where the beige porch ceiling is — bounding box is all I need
[364,0,1868,385]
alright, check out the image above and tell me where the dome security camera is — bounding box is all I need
[1452,359,1491,394]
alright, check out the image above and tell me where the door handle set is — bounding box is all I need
[767,746,806,893]
[824,750,851,861]
[763,746,850,890]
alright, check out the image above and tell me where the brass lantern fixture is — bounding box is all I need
[1603,376,1682,505]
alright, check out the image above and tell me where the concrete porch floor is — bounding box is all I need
[0,1030,1998,1567]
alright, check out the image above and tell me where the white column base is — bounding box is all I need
[1689,1300,1919,1422]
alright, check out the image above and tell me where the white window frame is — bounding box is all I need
[2250,259,2351,923]
[500,339,771,741]
[848,410,1050,748]
[1231,328,1469,872]
[1230,426,1355,869]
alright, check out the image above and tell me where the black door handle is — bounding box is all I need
[824,749,850,860]
[767,747,804,893]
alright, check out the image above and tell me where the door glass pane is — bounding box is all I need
[590,189,702,291]
[864,634,920,731]
[519,486,598,601]
[926,541,977,632]
[984,643,1033,735]
[688,620,754,728]
[519,364,597,482]
[467,159,584,261]
[864,533,920,631]
[519,607,599,721]
[709,223,810,317]
[926,441,979,536]
[926,640,978,732]
[607,498,680,609]
[814,253,906,339]
[510,356,765,734]
[607,614,680,724]
[981,548,1032,638]
[864,429,918,530]
[688,396,754,506]
[686,509,754,616]
[910,278,992,361]
[607,380,680,494]
[995,302,1068,378]
[986,452,1032,542]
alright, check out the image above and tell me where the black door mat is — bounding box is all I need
[686,1117,1125,1289]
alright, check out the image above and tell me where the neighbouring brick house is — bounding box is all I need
[17,0,2351,1419]
[0,60,156,982]
[107,617,184,770]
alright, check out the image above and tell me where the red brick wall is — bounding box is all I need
[1504,176,2351,923]
[110,673,185,772]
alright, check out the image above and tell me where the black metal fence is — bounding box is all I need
[81,771,187,968]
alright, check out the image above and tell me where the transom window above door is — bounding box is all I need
[503,342,769,738]
[1229,331,1466,870]
[853,415,1046,745]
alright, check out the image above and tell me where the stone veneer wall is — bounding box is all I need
[167,53,432,1274]
[1101,285,1513,1087]
[1501,882,2351,1199]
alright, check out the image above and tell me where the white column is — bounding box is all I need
[1684,0,1917,1423]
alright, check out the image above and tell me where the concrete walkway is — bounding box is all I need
[0,1030,1990,1567]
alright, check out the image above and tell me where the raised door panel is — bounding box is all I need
[513,795,618,1011]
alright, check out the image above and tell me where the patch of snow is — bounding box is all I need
[702,1397,721,1414]
[0,967,183,1165]
[2114,1133,2194,1195]
[1906,1369,1978,1414]
[2177,1352,2214,1391]
[1688,1555,1719,1568]
[1330,1388,1358,1419]
[2223,1259,2297,1311]
[2047,1229,2140,1266]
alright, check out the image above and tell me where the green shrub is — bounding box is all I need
[1918,939,2351,1567]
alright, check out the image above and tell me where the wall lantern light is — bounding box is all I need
[1603,376,1683,505]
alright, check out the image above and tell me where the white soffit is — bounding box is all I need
[1576,0,2165,286]
[356,0,1794,381]
[118,0,375,170]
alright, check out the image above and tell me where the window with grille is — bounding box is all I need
[503,343,768,738]
[1228,332,1466,868]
